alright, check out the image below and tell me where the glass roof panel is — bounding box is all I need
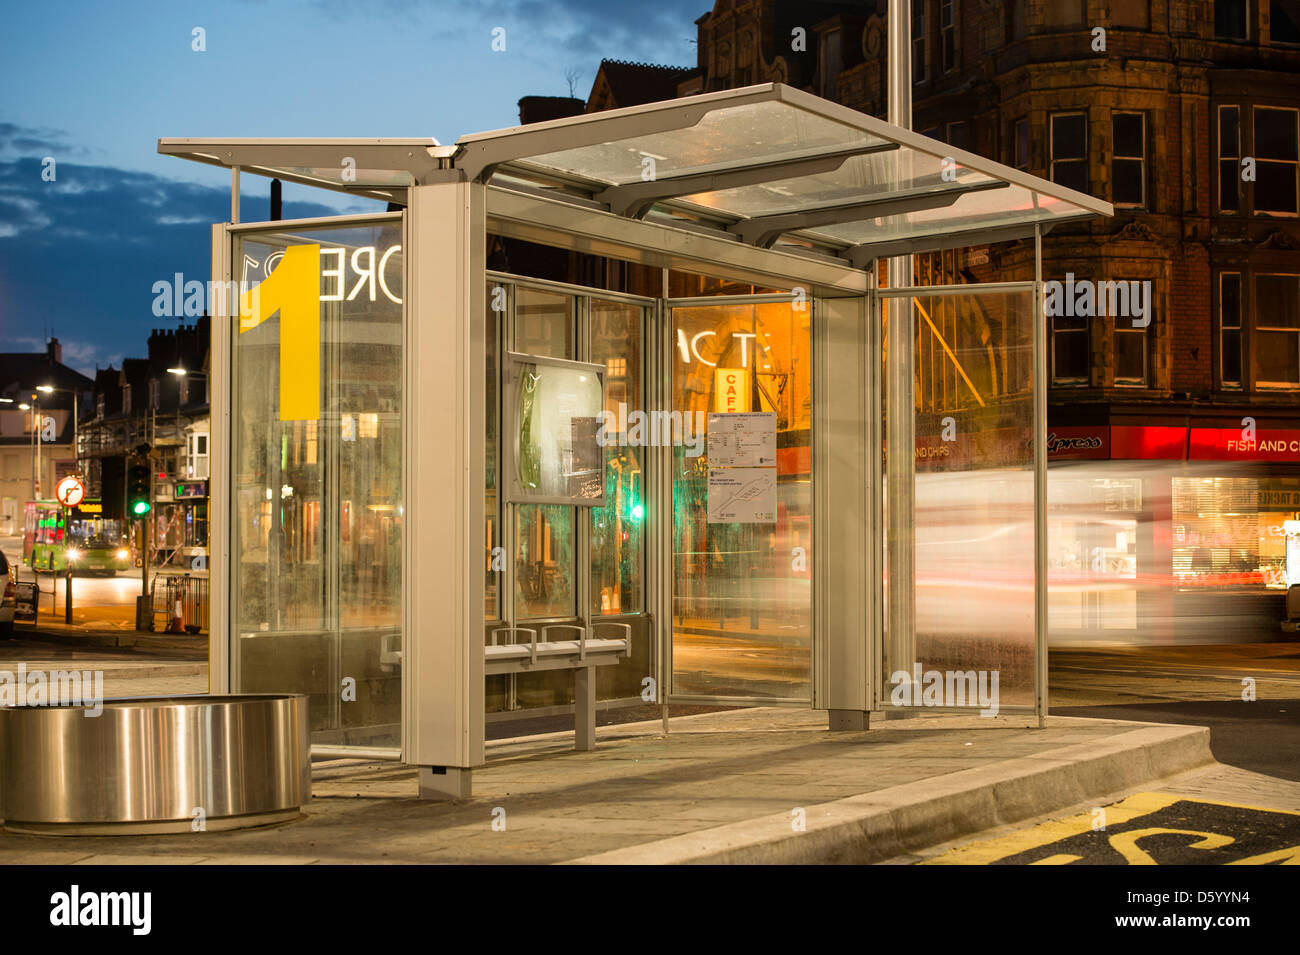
[160,85,1110,257]
[524,99,889,186]
[680,147,999,218]
[807,185,1085,246]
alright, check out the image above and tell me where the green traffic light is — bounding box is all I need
[630,503,644,521]
[131,500,151,516]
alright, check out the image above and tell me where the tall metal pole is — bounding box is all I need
[34,395,42,499]
[1034,223,1047,728]
[885,0,916,687]
[29,398,36,502]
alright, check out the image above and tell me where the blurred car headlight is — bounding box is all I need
[116,549,129,560]
[66,548,82,561]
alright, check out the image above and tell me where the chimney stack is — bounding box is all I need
[47,337,62,363]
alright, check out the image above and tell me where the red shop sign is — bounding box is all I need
[1189,428,1300,462]
[1043,426,1109,460]
[1111,425,1187,460]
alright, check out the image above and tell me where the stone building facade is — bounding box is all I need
[576,0,1300,635]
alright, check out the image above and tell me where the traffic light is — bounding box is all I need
[127,463,152,518]
[628,472,643,523]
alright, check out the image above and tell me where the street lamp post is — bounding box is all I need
[37,384,80,482]
[21,396,42,499]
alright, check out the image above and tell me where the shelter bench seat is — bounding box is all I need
[486,623,632,751]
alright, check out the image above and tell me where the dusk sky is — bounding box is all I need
[0,0,700,374]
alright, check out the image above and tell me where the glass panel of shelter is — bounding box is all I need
[230,219,404,748]
[877,286,1038,713]
[487,275,654,713]
[484,240,810,714]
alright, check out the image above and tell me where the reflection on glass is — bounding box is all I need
[671,302,812,700]
[515,503,574,619]
[233,221,403,747]
[893,291,1036,710]
[486,282,500,620]
[515,287,572,359]
[590,300,644,615]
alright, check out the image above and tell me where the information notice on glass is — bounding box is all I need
[707,468,777,523]
[707,412,777,466]
[707,412,778,524]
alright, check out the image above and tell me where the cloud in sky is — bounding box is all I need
[0,0,704,371]
[0,138,345,374]
[454,0,703,65]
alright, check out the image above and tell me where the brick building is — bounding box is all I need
[80,319,210,566]
[0,339,93,536]
[554,1,1300,638]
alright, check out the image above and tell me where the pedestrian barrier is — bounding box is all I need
[149,574,209,634]
[12,581,39,621]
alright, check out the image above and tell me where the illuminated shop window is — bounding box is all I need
[1172,477,1296,589]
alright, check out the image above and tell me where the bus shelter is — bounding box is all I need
[160,83,1110,798]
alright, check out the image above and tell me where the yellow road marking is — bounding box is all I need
[922,792,1299,865]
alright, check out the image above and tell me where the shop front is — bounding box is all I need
[1046,421,1300,642]
[161,83,1110,795]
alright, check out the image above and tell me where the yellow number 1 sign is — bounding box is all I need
[239,244,321,422]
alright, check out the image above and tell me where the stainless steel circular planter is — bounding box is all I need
[0,694,311,835]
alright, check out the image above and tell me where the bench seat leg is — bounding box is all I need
[574,667,596,751]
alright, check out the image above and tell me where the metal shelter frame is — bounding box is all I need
[161,82,1111,797]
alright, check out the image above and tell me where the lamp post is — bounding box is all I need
[38,385,81,624]
[168,367,209,572]
[36,384,80,482]
[19,396,41,499]
[167,367,207,408]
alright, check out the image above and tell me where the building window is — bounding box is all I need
[1012,118,1029,171]
[1215,0,1249,39]
[945,121,969,150]
[1112,112,1146,207]
[940,0,957,72]
[1219,106,1242,213]
[1052,313,1090,384]
[1114,284,1150,386]
[187,432,209,480]
[1274,1,1300,43]
[1256,273,1300,386]
[1044,0,1086,28]
[912,0,928,83]
[122,385,131,415]
[1173,477,1293,589]
[1220,272,1243,387]
[819,28,842,98]
[1113,1,1151,28]
[1254,106,1299,215]
[148,378,159,410]
[1050,112,1088,193]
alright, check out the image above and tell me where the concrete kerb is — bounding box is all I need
[565,719,1214,865]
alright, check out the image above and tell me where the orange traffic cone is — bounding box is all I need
[169,598,186,633]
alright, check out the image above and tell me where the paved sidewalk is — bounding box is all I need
[0,707,1210,865]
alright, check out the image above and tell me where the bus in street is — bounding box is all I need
[22,500,133,575]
